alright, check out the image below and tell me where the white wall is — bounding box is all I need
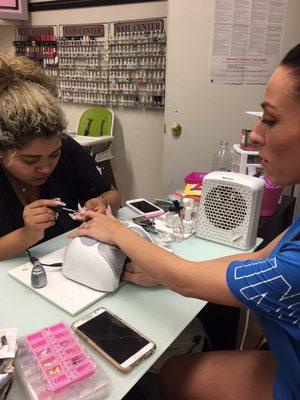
[0,25,16,54]
[28,1,167,203]
[3,0,300,202]
[162,0,300,194]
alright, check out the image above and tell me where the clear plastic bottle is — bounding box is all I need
[211,140,233,172]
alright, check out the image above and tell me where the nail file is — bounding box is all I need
[49,205,77,213]
[62,206,77,213]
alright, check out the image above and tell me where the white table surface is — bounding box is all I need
[1,208,259,399]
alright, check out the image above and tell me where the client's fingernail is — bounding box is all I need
[54,200,66,206]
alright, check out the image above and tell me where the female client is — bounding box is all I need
[0,54,121,260]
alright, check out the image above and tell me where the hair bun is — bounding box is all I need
[0,53,57,95]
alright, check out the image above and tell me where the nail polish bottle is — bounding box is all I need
[183,206,193,235]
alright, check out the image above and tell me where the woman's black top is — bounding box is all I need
[0,136,111,243]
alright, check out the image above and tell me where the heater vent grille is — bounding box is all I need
[195,174,263,250]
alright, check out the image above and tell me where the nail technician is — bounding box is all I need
[0,53,121,260]
[72,44,300,400]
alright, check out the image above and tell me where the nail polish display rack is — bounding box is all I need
[13,28,166,109]
[106,30,166,108]
[57,37,108,105]
[13,34,59,78]
[57,30,166,108]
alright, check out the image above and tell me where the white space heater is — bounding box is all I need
[196,171,265,250]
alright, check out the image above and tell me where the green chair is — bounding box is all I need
[77,107,114,162]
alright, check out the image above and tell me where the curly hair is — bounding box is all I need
[0,53,67,151]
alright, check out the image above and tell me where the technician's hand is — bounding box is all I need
[22,199,58,242]
[68,208,125,245]
[84,197,107,214]
[122,261,159,287]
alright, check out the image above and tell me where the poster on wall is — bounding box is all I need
[210,0,288,84]
[0,0,28,20]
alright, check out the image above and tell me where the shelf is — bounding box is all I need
[60,97,164,109]
[109,79,164,83]
[233,144,259,155]
[58,65,100,70]
[111,90,164,95]
[108,39,166,45]
[59,77,106,81]
[57,42,101,47]
[245,111,263,117]
[60,98,106,105]
[108,53,165,58]
[232,163,261,167]
[58,54,101,58]
[44,65,59,69]
[71,134,114,147]
[13,41,57,46]
[108,65,165,70]
[60,88,108,94]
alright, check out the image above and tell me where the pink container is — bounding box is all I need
[260,186,284,217]
[25,322,96,393]
[184,171,207,185]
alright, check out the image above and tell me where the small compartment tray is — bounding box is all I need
[16,322,111,400]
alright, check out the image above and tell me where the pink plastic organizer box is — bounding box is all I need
[16,322,111,400]
[184,171,207,185]
[25,322,95,392]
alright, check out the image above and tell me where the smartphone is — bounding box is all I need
[71,307,156,373]
[132,215,154,226]
[125,198,165,218]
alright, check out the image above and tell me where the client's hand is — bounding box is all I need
[122,261,159,287]
[68,208,125,245]
[84,197,107,214]
[23,199,58,242]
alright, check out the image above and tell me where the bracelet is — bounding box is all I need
[100,197,110,208]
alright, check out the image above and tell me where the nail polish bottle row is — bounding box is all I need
[109,43,164,56]
[58,69,103,79]
[112,30,166,44]
[60,81,109,91]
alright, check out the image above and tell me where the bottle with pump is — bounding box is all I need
[211,140,233,172]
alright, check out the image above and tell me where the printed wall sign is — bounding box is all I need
[62,24,105,38]
[114,19,164,35]
[18,26,54,37]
